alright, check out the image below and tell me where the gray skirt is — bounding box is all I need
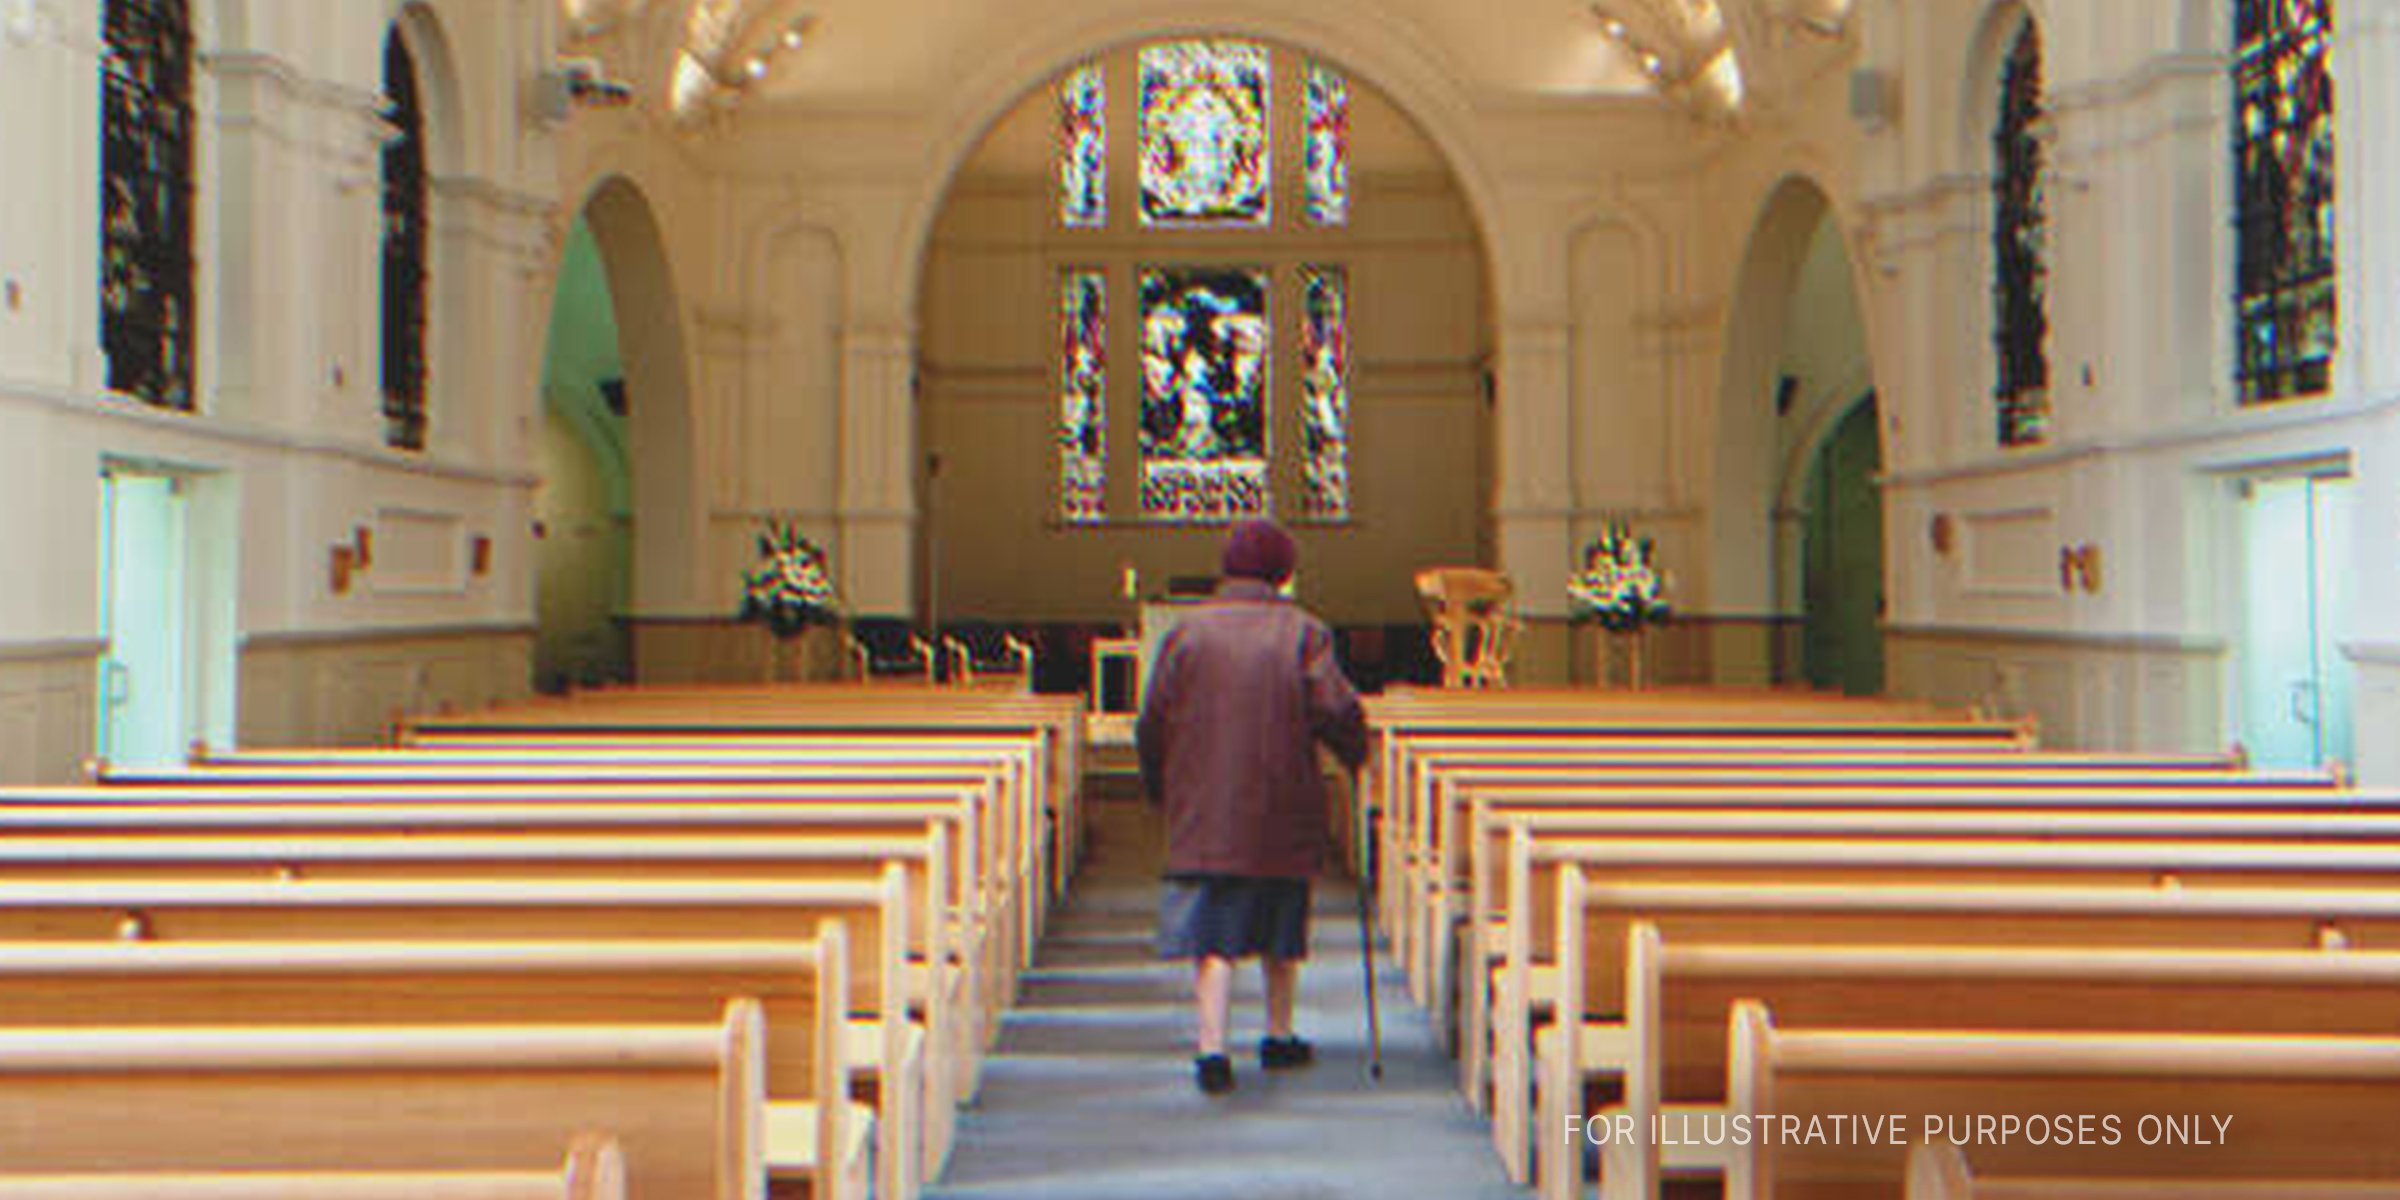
[1157,875,1311,961]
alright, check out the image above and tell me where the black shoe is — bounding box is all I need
[1194,1054,1234,1095]
[1259,1035,1314,1070]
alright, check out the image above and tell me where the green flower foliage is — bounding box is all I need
[1569,524,1672,633]
[740,519,840,638]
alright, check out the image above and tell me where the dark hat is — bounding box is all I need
[1221,519,1297,583]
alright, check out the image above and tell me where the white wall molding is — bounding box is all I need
[1885,392,2400,489]
[0,376,539,488]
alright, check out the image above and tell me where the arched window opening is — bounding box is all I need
[2232,0,2336,406]
[100,0,197,411]
[1992,18,2049,448]
[381,29,431,450]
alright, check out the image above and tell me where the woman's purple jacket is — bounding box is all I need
[1136,578,1369,879]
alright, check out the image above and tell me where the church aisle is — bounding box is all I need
[926,785,1524,1200]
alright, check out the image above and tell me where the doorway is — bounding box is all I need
[1801,395,1886,695]
[97,463,236,767]
[2237,471,2354,771]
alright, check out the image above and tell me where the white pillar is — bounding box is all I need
[1495,317,1574,618]
[839,322,919,617]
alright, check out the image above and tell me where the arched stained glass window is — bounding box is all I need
[1141,267,1269,520]
[1059,64,1106,228]
[381,29,431,451]
[1139,42,1270,226]
[1299,266,1350,519]
[1059,269,1107,523]
[2233,0,2336,405]
[1051,43,1362,525]
[1304,63,1350,227]
[1992,19,2049,448]
[100,0,196,411]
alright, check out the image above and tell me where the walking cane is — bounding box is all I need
[1359,803,1384,1082]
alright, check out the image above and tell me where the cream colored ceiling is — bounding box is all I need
[562,0,1852,123]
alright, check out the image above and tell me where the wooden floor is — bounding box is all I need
[926,780,1526,1199]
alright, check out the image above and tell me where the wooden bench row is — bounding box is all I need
[1353,689,2393,1200]
[27,685,1086,1200]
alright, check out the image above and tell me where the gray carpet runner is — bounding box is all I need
[925,789,1523,1199]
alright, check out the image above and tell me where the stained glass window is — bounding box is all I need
[1059,64,1106,228]
[381,30,431,451]
[1059,269,1108,523]
[100,0,196,411]
[1141,267,1269,520]
[1299,267,1350,520]
[1139,42,1270,227]
[1304,63,1349,227]
[2233,0,2336,405]
[1992,20,2049,448]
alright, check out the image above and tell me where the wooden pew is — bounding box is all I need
[0,837,952,1197]
[1407,764,2330,1019]
[27,775,1030,990]
[0,1135,625,1200]
[0,877,907,1197]
[1720,1000,2400,1200]
[99,756,1047,954]
[1589,927,2400,1199]
[1458,781,2369,1112]
[1539,873,2400,1200]
[400,685,1086,888]
[1363,730,2038,972]
[1494,825,2400,1189]
[0,999,807,1200]
[0,937,902,1200]
[1901,1142,2400,1200]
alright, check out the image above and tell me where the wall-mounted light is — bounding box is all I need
[2058,542,2101,594]
[530,56,634,124]
[3,0,45,45]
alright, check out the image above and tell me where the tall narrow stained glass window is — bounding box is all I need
[1141,267,1269,521]
[1304,63,1349,227]
[100,0,196,411]
[1992,20,2050,448]
[2233,0,2336,405]
[381,30,431,451]
[1139,42,1270,226]
[1059,270,1108,523]
[1299,267,1350,520]
[1059,64,1106,228]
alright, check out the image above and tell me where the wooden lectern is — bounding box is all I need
[1414,567,1519,689]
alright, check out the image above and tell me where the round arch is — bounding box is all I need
[1712,175,1846,609]
[572,174,706,621]
[883,0,1515,323]
[388,3,468,180]
[1958,0,2042,171]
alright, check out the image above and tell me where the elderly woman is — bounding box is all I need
[1136,518,1368,1095]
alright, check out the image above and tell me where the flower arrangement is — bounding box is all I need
[1569,524,1672,632]
[739,519,840,637]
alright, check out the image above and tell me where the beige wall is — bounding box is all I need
[237,628,535,749]
[1886,626,2223,754]
[535,410,631,691]
[0,645,103,784]
[0,629,533,781]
